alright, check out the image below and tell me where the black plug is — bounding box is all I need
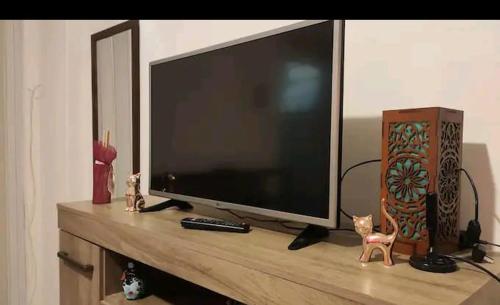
[459,219,482,249]
[471,244,487,263]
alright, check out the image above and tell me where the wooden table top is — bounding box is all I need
[58,196,500,305]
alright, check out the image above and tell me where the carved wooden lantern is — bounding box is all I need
[381,107,463,256]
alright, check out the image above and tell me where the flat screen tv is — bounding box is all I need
[150,20,344,228]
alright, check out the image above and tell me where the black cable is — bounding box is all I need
[460,168,479,222]
[281,223,356,232]
[442,254,500,282]
[339,159,381,227]
[479,240,500,248]
[340,159,381,182]
[331,228,356,232]
[460,168,500,249]
[218,208,312,230]
[340,208,354,220]
[218,208,356,232]
[279,223,306,230]
[223,208,304,230]
[220,208,286,223]
[339,159,381,221]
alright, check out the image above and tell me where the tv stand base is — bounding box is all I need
[288,224,329,250]
[139,199,193,213]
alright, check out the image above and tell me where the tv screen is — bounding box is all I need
[150,20,343,227]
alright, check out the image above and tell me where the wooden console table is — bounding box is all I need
[58,197,499,305]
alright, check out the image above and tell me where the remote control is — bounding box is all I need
[180,217,250,233]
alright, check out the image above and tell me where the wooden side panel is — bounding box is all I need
[436,108,463,252]
[102,250,127,297]
[60,230,102,305]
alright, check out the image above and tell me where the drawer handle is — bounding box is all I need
[57,251,94,272]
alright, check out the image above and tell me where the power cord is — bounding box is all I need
[479,240,500,248]
[339,159,381,221]
[218,208,355,232]
[460,168,479,221]
[441,254,500,282]
[340,159,382,182]
[220,208,287,224]
[446,170,500,282]
[459,167,499,250]
[339,159,381,231]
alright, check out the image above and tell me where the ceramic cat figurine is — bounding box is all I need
[353,198,399,266]
[125,173,145,212]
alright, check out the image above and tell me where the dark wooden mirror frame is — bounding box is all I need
[91,20,140,172]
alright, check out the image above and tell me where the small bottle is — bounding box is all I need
[121,262,145,300]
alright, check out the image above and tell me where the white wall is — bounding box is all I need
[6,20,500,305]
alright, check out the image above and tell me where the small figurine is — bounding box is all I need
[121,262,145,300]
[353,198,399,266]
[125,173,145,212]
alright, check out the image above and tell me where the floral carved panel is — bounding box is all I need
[437,122,461,241]
[385,122,430,241]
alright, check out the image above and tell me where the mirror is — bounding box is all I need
[92,20,139,198]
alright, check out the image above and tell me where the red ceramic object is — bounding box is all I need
[93,140,117,204]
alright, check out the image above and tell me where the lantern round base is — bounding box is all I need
[409,254,457,273]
